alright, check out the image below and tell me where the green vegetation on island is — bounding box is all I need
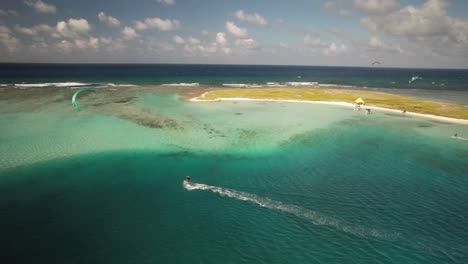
[197,88,468,120]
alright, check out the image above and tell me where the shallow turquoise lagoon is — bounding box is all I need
[1,92,467,263]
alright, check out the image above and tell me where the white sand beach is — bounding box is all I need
[190,95,468,125]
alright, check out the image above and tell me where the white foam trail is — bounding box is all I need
[451,136,468,141]
[184,181,399,240]
[161,83,199,87]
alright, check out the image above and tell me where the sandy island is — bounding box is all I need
[190,91,468,125]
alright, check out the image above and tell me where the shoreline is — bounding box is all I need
[190,93,468,125]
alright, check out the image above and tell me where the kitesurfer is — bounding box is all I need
[185,175,191,181]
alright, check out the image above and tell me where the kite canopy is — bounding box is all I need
[72,88,96,112]
[371,61,381,66]
[355,98,365,104]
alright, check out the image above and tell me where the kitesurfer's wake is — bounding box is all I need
[183,180,399,240]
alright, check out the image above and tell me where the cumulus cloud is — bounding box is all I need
[368,36,383,49]
[56,40,72,54]
[324,1,353,18]
[134,18,181,31]
[157,0,175,6]
[0,9,19,16]
[121,27,138,40]
[216,32,227,46]
[235,38,257,50]
[173,35,185,44]
[74,37,99,50]
[56,18,91,38]
[235,10,268,26]
[353,0,399,15]
[15,25,38,36]
[13,23,59,39]
[304,33,348,56]
[188,37,201,45]
[98,12,120,27]
[367,36,404,54]
[24,0,57,14]
[0,26,20,53]
[323,42,348,56]
[184,43,217,56]
[361,0,455,37]
[215,32,231,54]
[359,0,468,58]
[304,34,322,47]
[225,21,249,39]
[67,19,91,34]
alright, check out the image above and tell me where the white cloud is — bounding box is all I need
[359,0,468,58]
[184,42,218,56]
[75,37,99,50]
[0,26,19,53]
[235,10,268,27]
[24,0,57,14]
[225,21,249,39]
[216,32,227,46]
[56,40,72,54]
[235,38,257,50]
[279,42,288,48]
[67,18,91,34]
[157,0,175,6]
[14,23,58,39]
[188,37,201,45]
[134,18,181,31]
[222,47,232,55]
[98,12,120,27]
[368,36,383,49]
[324,1,353,18]
[304,33,348,56]
[304,34,322,47]
[56,18,91,38]
[323,42,348,56]
[15,25,38,36]
[0,9,19,16]
[173,35,185,44]
[353,0,399,15]
[121,27,138,40]
[367,36,404,54]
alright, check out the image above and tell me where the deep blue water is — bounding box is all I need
[1,63,468,90]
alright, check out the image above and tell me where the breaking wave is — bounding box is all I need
[161,83,200,87]
[183,181,400,240]
[15,82,91,88]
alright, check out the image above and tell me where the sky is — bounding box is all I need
[0,0,468,68]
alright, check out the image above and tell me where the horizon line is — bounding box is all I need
[0,62,467,70]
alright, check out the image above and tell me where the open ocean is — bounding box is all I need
[0,64,467,263]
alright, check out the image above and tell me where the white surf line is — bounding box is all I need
[183,181,400,241]
[190,95,468,125]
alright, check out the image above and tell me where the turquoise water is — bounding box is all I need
[1,89,468,263]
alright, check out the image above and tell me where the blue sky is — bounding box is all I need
[1,0,467,68]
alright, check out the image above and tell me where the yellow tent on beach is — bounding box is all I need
[355,98,365,105]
